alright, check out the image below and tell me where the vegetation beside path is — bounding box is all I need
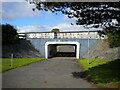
[1,58,45,72]
[78,59,120,88]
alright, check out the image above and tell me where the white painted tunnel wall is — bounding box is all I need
[45,41,80,59]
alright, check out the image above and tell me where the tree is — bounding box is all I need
[2,24,19,44]
[27,1,120,47]
[51,28,60,33]
[51,28,59,38]
[28,2,120,29]
[103,27,120,48]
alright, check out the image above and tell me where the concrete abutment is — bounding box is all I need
[27,38,98,59]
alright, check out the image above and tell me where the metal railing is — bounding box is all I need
[18,31,106,39]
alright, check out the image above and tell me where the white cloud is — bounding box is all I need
[43,11,56,20]
[2,2,41,20]
[62,15,77,24]
[51,23,82,32]
[1,0,26,2]
[17,23,101,33]
[52,23,102,32]
[17,24,51,33]
[0,3,2,20]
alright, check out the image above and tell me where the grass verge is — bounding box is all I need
[78,59,120,88]
[1,58,45,72]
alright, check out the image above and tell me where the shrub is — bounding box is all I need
[51,28,60,33]
[107,33,120,48]
[2,24,19,44]
[103,27,120,48]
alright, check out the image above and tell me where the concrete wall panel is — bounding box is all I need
[27,38,98,58]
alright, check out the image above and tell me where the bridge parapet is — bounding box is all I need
[18,31,107,39]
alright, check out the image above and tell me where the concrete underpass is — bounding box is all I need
[27,38,98,58]
[48,44,77,58]
[45,42,80,59]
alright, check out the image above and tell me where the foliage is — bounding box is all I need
[51,28,60,33]
[29,2,120,28]
[28,1,120,47]
[2,24,19,45]
[78,59,120,88]
[1,58,45,72]
[107,33,120,48]
[103,27,120,48]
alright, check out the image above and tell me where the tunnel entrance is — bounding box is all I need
[49,44,76,58]
[56,44,76,57]
[45,42,80,59]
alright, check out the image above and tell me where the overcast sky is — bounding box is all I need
[1,1,101,33]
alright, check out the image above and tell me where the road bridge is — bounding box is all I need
[19,31,107,59]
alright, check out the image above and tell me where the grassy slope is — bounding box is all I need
[78,59,120,88]
[1,58,45,72]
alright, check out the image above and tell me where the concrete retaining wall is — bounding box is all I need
[82,39,120,59]
[27,38,98,58]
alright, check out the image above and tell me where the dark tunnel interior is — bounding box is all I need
[48,44,76,58]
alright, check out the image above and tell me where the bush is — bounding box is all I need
[51,28,60,33]
[2,24,19,44]
[107,33,120,48]
[103,27,120,48]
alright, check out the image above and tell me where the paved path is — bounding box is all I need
[3,59,95,88]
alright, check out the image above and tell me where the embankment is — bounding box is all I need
[2,40,41,58]
[83,39,120,59]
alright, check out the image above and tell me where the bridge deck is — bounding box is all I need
[18,31,107,39]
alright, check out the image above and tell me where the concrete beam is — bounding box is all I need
[45,41,80,59]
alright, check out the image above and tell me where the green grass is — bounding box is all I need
[1,58,45,72]
[78,59,120,88]
[78,59,113,70]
